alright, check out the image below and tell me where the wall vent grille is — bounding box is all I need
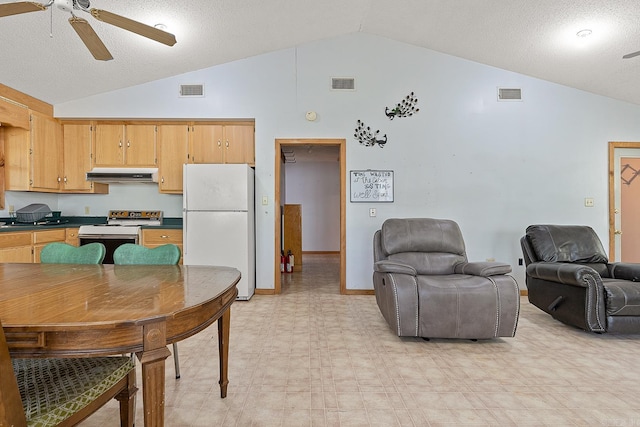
[331,77,356,91]
[179,84,205,97]
[497,87,522,101]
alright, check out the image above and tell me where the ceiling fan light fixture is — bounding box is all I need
[576,29,592,38]
[154,23,167,31]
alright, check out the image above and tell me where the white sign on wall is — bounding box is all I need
[350,170,394,202]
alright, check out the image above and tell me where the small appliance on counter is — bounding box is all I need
[15,203,51,223]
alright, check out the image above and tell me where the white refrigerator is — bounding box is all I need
[183,164,255,300]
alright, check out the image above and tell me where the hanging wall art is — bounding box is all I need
[385,91,420,120]
[354,120,387,148]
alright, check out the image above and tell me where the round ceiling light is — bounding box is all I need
[576,29,592,38]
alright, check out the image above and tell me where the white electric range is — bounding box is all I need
[78,210,163,263]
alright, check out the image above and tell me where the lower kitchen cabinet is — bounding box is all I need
[33,229,67,262]
[0,229,68,263]
[65,228,80,246]
[141,228,183,264]
[0,231,32,263]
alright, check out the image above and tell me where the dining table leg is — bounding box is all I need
[137,321,172,427]
[218,307,231,398]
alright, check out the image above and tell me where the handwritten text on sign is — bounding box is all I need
[350,170,394,202]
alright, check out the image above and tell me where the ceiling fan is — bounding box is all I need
[0,0,177,61]
[623,50,640,60]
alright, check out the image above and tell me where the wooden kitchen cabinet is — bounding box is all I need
[4,125,31,191]
[94,123,157,167]
[189,123,254,165]
[65,228,80,246]
[62,124,92,191]
[33,229,67,262]
[0,231,32,263]
[157,124,188,193]
[141,228,183,263]
[30,111,63,192]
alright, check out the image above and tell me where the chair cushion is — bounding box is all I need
[13,356,134,426]
[526,224,608,263]
[380,218,466,256]
[603,279,640,316]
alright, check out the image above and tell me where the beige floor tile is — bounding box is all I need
[77,254,640,426]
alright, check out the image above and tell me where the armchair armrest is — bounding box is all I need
[374,260,417,276]
[455,261,512,276]
[526,262,601,287]
[609,263,640,281]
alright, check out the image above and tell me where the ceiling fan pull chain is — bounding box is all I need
[49,6,53,38]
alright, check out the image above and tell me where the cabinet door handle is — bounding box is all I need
[226,140,229,148]
[161,235,170,239]
[127,141,131,147]
[119,141,122,148]
[217,140,222,147]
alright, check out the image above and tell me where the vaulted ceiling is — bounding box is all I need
[1,0,639,107]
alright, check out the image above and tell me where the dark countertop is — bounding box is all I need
[0,216,182,232]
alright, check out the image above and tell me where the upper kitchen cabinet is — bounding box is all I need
[61,123,107,193]
[157,124,188,194]
[4,125,30,191]
[189,122,254,165]
[94,123,157,167]
[30,111,63,192]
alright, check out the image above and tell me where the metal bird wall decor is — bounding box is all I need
[385,92,419,119]
[354,120,387,148]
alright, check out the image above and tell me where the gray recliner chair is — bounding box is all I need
[521,224,640,333]
[373,218,520,339]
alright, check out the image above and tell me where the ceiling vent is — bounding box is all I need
[497,87,522,101]
[331,77,356,91]
[179,84,205,97]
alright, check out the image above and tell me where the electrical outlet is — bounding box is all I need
[262,196,268,205]
[84,206,90,214]
[369,208,376,217]
[584,197,594,207]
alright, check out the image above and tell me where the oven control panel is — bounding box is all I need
[108,210,163,221]
[107,210,163,226]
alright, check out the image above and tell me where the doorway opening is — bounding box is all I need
[274,138,346,294]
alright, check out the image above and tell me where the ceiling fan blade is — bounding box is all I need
[0,1,46,18]
[623,50,640,59]
[69,16,113,61]
[90,9,177,47]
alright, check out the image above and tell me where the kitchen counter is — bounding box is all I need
[0,216,182,231]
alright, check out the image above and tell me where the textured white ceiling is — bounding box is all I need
[1,0,639,107]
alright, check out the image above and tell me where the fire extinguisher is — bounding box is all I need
[285,250,293,273]
[280,251,285,273]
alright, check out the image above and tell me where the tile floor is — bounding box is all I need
[83,254,640,426]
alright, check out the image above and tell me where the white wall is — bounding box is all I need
[284,161,340,252]
[31,32,640,291]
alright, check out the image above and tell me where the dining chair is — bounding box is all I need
[0,319,136,427]
[40,242,106,264]
[112,243,183,378]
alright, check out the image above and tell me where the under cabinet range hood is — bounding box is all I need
[86,168,159,183]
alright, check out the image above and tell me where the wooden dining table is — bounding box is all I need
[0,263,240,427]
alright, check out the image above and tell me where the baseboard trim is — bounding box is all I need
[302,251,340,254]
[255,288,275,295]
[344,289,375,295]
[520,290,528,296]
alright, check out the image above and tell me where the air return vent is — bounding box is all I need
[331,77,356,91]
[179,84,205,97]
[497,87,522,101]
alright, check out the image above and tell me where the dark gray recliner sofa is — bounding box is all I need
[373,218,520,339]
[521,224,640,333]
